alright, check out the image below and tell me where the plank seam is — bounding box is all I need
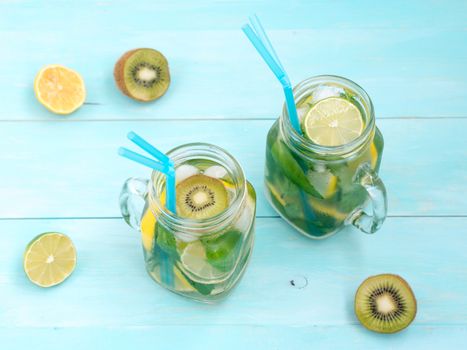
[0,116,466,123]
[0,215,465,221]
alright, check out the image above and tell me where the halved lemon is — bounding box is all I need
[24,232,77,288]
[34,64,86,115]
[303,97,364,147]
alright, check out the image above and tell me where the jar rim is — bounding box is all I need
[281,75,375,156]
[148,142,247,235]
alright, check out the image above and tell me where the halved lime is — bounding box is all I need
[303,97,364,147]
[24,232,77,288]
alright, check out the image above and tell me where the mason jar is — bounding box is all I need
[264,75,387,239]
[120,143,256,302]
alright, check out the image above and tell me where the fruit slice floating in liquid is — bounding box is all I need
[303,97,364,147]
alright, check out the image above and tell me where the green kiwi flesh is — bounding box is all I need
[355,274,417,333]
[114,48,170,102]
[176,174,228,219]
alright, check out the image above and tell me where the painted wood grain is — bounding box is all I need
[1,3,466,121]
[1,1,467,348]
[1,326,467,350]
[0,217,466,332]
[0,119,465,218]
[3,0,467,31]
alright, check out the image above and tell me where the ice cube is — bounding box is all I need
[233,197,255,232]
[312,86,343,101]
[176,164,199,184]
[204,165,228,179]
[297,106,309,120]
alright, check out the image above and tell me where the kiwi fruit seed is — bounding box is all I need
[355,274,417,333]
[176,174,228,219]
[114,48,170,102]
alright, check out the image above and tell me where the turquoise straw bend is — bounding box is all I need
[127,131,170,164]
[118,144,175,288]
[118,148,172,173]
[249,14,283,70]
[242,19,302,134]
[242,25,286,82]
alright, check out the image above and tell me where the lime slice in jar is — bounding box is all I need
[303,97,364,147]
[180,241,224,282]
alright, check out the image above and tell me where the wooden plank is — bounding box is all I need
[0,119,465,218]
[1,217,466,328]
[1,4,466,120]
[1,325,466,350]
[2,0,467,30]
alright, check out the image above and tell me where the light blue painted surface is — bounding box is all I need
[1,1,466,349]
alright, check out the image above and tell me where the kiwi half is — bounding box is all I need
[114,48,170,102]
[355,274,417,333]
[176,174,228,219]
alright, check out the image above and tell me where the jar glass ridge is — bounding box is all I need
[280,75,376,158]
[149,143,247,237]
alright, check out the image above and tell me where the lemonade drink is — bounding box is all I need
[264,76,386,238]
[121,143,256,302]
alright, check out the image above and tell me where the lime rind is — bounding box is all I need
[303,97,364,147]
[23,232,77,288]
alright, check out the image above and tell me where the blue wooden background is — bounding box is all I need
[1,1,466,348]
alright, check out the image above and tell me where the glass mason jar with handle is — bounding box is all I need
[120,143,256,302]
[265,75,387,239]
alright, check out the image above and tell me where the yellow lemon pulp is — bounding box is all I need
[23,232,76,287]
[34,64,86,115]
[303,97,364,147]
[370,142,378,168]
[140,209,157,252]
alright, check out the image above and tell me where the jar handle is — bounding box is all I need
[119,177,149,231]
[349,163,387,234]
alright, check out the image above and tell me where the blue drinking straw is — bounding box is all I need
[119,132,176,213]
[118,148,173,174]
[242,16,301,134]
[127,131,171,166]
[119,132,176,286]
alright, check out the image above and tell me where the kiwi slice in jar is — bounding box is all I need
[176,174,229,219]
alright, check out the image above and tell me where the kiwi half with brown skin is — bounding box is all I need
[355,274,417,333]
[114,48,170,102]
[176,174,228,219]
